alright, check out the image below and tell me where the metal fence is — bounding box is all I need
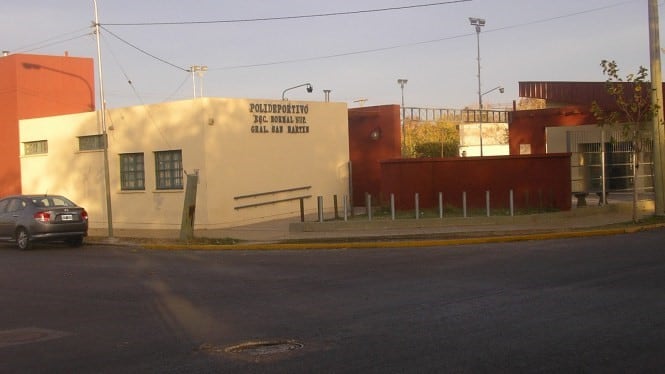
[567,129,654,194]
[403,107,510,123]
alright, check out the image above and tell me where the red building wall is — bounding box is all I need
[0,53,94,197]
[380,154,572,211]
[509,105,595,155]
[348,105,402,206]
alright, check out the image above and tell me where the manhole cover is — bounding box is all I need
[224,340,304,356]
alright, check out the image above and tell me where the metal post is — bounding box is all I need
[415,193,420,220]
[317,196,324,222]
[390,193,396,221]
[333,195,339,219]
[463,191,468,218]
[366,193,372,221]
[601,129,607,205]
[510,189,514,216]
[486,190,491,217]
[348,161,354,217]
[343,195,348,221]
[299,198,305,222]
[439,192,444,219]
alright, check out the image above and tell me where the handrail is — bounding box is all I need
[234,195,311,210]
[234,186,311,200]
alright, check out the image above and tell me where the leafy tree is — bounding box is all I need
[591,60,655,222]
[404,120,460,158]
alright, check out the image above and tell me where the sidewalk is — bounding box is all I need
[87,196,662,249]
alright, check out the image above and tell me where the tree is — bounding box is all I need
[591,60,655,222]
[404,120,460,158]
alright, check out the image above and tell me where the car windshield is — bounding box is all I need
[31,196,76,208]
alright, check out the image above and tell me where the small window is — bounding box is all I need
[79,134,105,151]
[24,140,48,155]
[155,150,183,190]
[120,153,145,191]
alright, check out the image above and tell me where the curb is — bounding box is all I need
[136,224,665,251]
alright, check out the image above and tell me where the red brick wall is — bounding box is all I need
[0,53,94,197]
[380,154,572,211]
[348,105,402,206]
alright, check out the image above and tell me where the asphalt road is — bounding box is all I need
[1,228,664,373]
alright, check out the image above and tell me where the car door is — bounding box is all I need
[0,198,13,238]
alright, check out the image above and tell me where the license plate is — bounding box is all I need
[61,214,73,221]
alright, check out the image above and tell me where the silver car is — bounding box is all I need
[0,194,88,250]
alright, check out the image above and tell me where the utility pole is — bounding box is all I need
[93,0,114,237]
[649,0,665,215]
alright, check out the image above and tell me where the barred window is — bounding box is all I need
[79,134,105,151]
[120,153,145,191]
[24,140,48,155]
[154,150,183,190]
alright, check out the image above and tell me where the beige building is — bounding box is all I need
[19,98,350,230]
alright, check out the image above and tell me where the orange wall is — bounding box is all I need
[0,53,94,197]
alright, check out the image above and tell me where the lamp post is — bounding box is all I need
[282,83,313,100]
[397,78,408,155]
[476,85,504,156]
[469,17,486,155]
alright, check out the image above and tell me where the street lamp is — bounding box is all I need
[282,83,313,100]
[469,17,486,155]
[476,85,504,157]
[397,78,408,154]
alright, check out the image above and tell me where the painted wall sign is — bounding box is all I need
[249,102,310,134]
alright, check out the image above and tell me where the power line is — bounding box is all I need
[210,1,636,71]
[102,0,471,26]
[99,25,190,72]
[212,33,471,71]
[11,28,93,54]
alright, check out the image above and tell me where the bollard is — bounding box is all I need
[317,196,324,222]
[343,195,348,221]
[366,193,372,221]
[300,197,305,222]
[439,192,443,219]
[390,193,396,221]
[415,193,420,220]
[510,189,514,216]
[333,195,339,220]
[486,190,491,217]
[463,191,467,218]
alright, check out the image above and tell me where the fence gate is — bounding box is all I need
[567,128,654,195]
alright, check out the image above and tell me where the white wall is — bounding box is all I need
[20,97,350,229]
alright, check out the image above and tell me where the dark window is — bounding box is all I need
[154,150,183,190]
[79,134,105,151]
[24,140,48,155]
[120,153,145,191]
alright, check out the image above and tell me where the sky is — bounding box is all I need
[1,0,659,110]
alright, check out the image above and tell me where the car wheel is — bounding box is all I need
[16,228,32,250]
[66,236,84,248]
